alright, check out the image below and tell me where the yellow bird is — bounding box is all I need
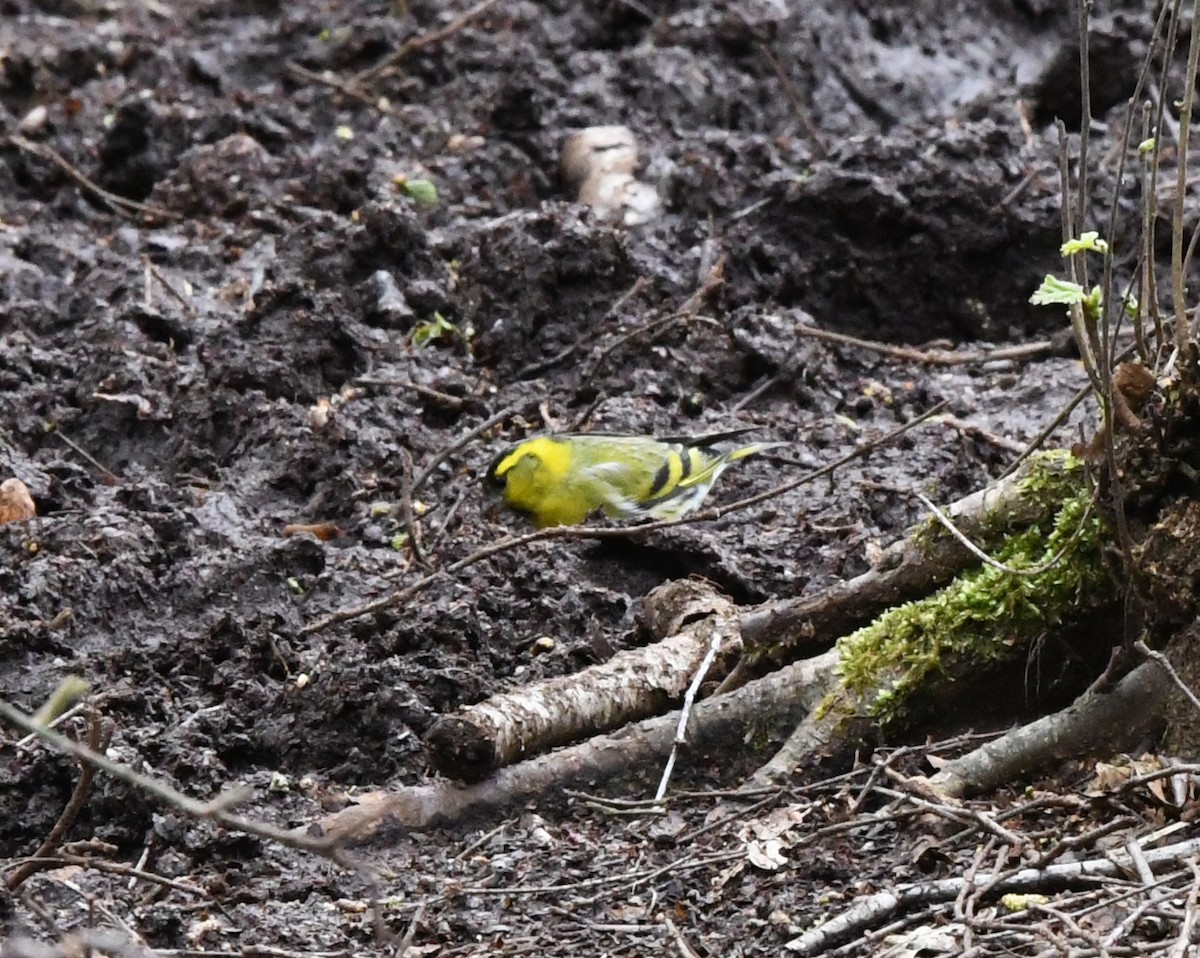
[485,433,780,528]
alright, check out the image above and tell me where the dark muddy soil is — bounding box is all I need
[0,0,1172,954]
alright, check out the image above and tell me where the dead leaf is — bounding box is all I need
[0,478,36,524]
[283,521,343,541]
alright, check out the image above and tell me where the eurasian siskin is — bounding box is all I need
[485,432,780,528]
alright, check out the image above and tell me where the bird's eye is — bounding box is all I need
[484,451,512,488]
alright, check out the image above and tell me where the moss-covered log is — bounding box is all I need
[750,452,1115,785]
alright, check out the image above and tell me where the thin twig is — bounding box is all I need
[936,415,1027,455]
[9,134,177,221]
[3,854,209,898]
[755,42,827,160]
[356,376,470,409]
[352,0,501,84]
[913,490,1094,578]
[514,276,650,380]
[142,257,197,318]
[6,713,110,891]
[52,428,120,484]
[792,323,1056,366]
[0,698,369,869]
[412,402,531,492]
[653,627,726,804]
[397,446,428,566]
[1136,640,1200,715]
[283,61,384,111]
[583,311,721,378]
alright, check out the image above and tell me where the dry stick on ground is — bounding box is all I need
[783,835,1200,956]
[352,0,502,84]
[8,135,177,222]
[6,712,111,891]
[754,42,827,160]
[357,376,470,410]
[654,625,726,803]
[300,650,840,843]
[283,61,383,111]
[925,660,1173,799]
[581,256,726,379]
[52,428,120,485]
[396,446,428,567]
[426,583,740,783]
[2,855,210,899]
[304,401,949,635]
[410,401,532,494]
[937,414,1027,455]
[142,257,197,318]
[515,276,651,380]
[791,323,1057,366]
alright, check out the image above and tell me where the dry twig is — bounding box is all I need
[9,134,176,221]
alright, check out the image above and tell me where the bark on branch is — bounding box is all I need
[309,650,840,841]
[426,581,740,782]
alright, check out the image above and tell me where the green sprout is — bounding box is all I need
[1059,231,1108,256]
[1030,276,1103,319]
[1030,231,1114,388]
[394,176,438,206]
[409,311,459,348]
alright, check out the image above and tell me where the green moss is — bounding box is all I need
[912,450,1085,554]
[828,452,1110,725]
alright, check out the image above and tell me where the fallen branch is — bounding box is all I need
[426,581,739,782]
[304,650,840,842]
[747,461,1111,786]
[926,660,1173,798]
[784,835,1200,955]
[734,450,1088,678]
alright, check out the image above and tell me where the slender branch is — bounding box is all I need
[352,0,501,84]
[6,713,110,891]
[1173,0,1200,349]
[8,134,177,221]
[0,698,365,867]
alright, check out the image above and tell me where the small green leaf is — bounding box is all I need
[1060,231,1108,256]
[410,311,457,348]
[1030,275,1087,307]
[1138,138,1156,155]
[401,177,438,206]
